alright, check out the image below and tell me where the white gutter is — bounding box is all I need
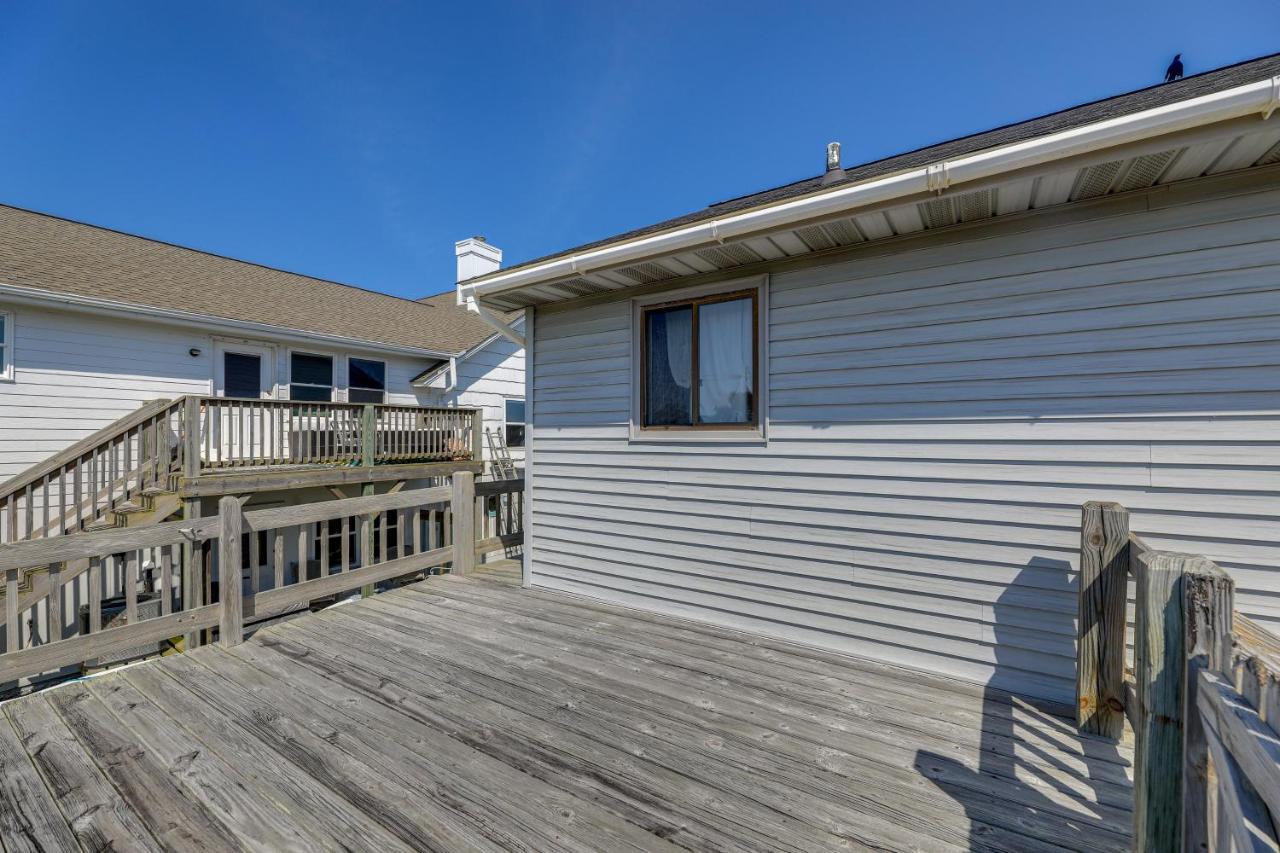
[0,281,458,360]
[462,74,1280,301]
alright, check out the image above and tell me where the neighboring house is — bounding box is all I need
[0,207,525,482]
[460,53,1280,705]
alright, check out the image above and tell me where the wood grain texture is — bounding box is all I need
[0,571,1134,851]
[1078,501,1130,738]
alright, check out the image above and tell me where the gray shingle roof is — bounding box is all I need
[492,51,1280,278]
[0,204,500,354]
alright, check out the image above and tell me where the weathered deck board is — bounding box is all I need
[0,568,1133,851]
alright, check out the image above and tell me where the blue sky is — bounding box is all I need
[1,2,1277,299]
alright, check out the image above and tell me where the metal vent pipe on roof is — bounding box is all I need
[822,141,846,185]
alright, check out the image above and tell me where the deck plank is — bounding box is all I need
[297,588,1127,852]
[5,694,162,853]
[192,643,692,853]
[120,663,419,853]
[420,577,1132,772]
[249,621,870,853]
[0,571,1135,851]
[0,702,80,853]
[45,682,245,852]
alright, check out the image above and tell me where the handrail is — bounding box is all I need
[0,395,484,545]
[1077,500,1280,852]
[0,474,524,685]
[0,397,177,500]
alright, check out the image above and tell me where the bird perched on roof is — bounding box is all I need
[1165,54,1184,83]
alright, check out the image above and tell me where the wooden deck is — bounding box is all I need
[0,565,1134,852]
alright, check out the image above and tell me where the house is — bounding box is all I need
[460,52,1280,705]
[0,207,526,484]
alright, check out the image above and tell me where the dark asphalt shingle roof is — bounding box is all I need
[491,51,1280,279]
[0,204,501,354]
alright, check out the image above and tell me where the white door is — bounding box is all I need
[211,342,276,464]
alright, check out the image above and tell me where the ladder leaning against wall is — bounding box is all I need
[486,427,518,480]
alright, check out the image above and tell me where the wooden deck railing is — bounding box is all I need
[1076,501,1280,852]
[0,396,482,544]
[0,473,524,686]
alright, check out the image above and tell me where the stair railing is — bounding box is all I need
[0,398,184,545]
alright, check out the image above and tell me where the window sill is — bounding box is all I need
[628,427,767,445]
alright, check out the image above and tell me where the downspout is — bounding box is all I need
[467,300,526,348]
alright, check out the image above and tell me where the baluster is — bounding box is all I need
[6,568,18,651]
[160,546,173,616]
[249,526,260,594]
[320,519,330,577]
[296,524,309,583]
[88,556,103,633]
[272,529,284,590]
[41,475,50,539]
[23,484,33,541]
[125,550,138,625]
[340,516,350,572]
[48,562,63,643]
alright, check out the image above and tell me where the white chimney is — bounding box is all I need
[455,236,502,308]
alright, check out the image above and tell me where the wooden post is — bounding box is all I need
[47,563,62,643]
[182,498,203,650]
[359,405,377,596]
[1133,549,1190,853]
[1181,559,1234,853]
[5,568,18,652]
[471,409,484,464]
[1078,501,1130,738]
[182,396,202,481]
[217,496,243,647]
[451,471,475,576]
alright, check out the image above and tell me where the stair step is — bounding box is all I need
[141,486,172,497]
[114,501,145,514]
[84,516,119,531]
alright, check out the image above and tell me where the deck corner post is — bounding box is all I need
[182,395,202,480]
[471,409,484,463]
[217,496,244,647]
[1133,549,1191,853]
[1078,500,1129,739]
[451,470,475,576]
[1180,559,1234,853]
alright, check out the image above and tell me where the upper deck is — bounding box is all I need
[0,566,1133,852]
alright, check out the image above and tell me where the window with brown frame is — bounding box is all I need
[640,288,759,429]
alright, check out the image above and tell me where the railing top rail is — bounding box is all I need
[0,484,459,572]
[198,394,480,415]
[476,478,525,497]
[0,397,178,500]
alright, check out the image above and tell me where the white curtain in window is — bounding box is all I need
[698,298,752,423]
[663,309,692,390]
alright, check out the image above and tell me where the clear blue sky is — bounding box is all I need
[1,2,1276,299]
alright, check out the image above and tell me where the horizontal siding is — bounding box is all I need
[422,332,526,463]
[529,176,1280,704]
[0,306,454,481]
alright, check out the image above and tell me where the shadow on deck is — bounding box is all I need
[0,567,1133,851]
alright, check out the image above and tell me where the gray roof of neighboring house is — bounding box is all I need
[489,51,1280,279]
[0,203,503,354]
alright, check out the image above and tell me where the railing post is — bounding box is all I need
[182,396,202,481]
[218,496,243,647]
[1078,501,1129,739]
[359,404,378,597]
[471,409,484,463]
[360,405,377,467]
[1181,559,1234,853]
[1133,549,1192,853]
[451,471,475,576]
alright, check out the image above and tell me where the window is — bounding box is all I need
[290,352,333,401]
[504,398,525,448]
[0,311,11,380]
[348,357,386,404]
[640,288,758,430]
[223,352,263,399]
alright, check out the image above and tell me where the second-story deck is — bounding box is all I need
[0,566,1134,852]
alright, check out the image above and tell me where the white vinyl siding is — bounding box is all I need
[0,310,11,381]
[420,328,526,463]
[0,307,497,481]
[527,172,1280,704]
